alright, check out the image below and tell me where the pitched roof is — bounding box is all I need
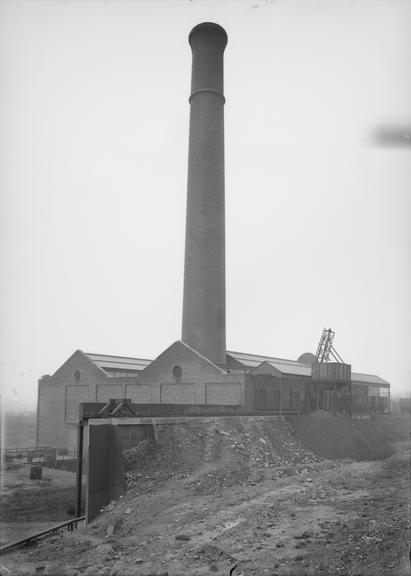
[85,352,151,374]
[139,340,227,378]
[227,351,311,376]
[82,350,389,387]
[264,360,311,377]
[228,351,389,385]
[351,372,390,388]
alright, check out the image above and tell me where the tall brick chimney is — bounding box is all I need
[182,22,228,363]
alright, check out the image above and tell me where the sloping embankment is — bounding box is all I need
[122,416,322,495]
[286,411,397,460]
[122,413,400,497]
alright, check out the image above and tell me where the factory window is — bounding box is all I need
[74,370,81,383]
[172,365,182,381]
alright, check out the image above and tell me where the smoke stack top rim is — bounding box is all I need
[189,22,228,48]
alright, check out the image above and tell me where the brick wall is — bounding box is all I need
[124,384,156,403]
[37,383,68,448]
[138,341,246,406]
[96,383,125,402]
[65,385,90,424]
[205,382,242,405]
[37,350,140,450]
[160,383,197,404]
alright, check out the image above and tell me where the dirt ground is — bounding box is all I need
[0,414,409,576]
[0,464,84,546]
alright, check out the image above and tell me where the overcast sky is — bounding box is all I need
[1,0,410,411]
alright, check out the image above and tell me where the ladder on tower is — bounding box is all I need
[315,328,344,363]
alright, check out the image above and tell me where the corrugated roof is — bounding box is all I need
[351,372,390,388]
[227,351,311,376]
[85,353,152,373]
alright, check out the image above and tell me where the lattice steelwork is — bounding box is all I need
[315,328,344,363]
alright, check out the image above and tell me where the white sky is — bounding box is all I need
[1,0,410,411]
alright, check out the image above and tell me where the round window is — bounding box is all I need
[172,365,182,379]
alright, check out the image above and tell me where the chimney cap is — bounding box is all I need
[189,22,228,48]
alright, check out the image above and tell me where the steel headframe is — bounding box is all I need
[315,328,344,363]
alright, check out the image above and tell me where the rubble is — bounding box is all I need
[1,415,408,576]
[122,417,322,496]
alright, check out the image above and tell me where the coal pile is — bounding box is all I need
[287,410,395,460]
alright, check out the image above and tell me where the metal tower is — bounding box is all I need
[315,328,344,363]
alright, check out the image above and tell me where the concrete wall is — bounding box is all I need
[87,424,112,521]
[86,421,153,521]
[114,424,153,449]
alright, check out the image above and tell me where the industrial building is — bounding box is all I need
[36,23,390,452]
[36,342,390,451]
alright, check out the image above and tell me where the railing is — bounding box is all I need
[0,516,85,555]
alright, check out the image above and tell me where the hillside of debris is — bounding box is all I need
[122,416,320,496]
[121,413,395,498]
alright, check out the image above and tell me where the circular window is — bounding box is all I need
[172,365,182,380]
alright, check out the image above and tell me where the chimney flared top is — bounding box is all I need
[189,22,228,51]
